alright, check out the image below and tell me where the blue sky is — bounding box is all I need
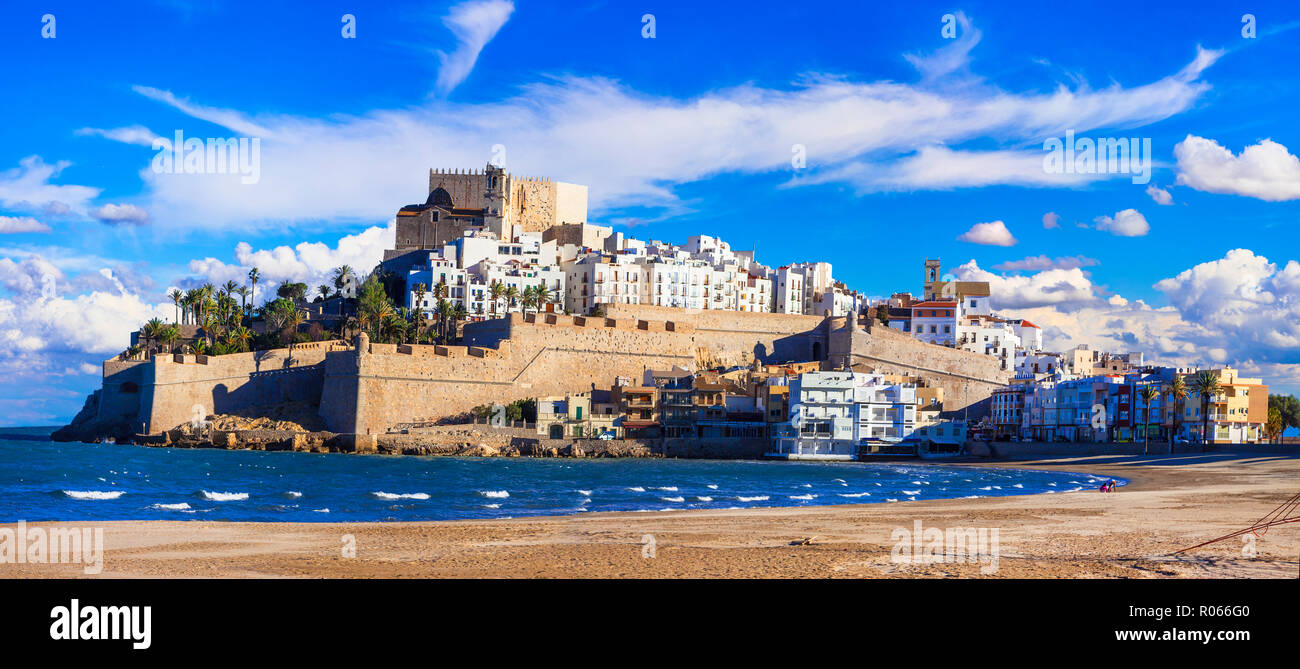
[2,0,1300,426]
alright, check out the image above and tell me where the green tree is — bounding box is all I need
[1268,394,1300,434]
[247,267,261,318]
[333,265,355,316]
[874,303,890,326]
[1190,370,1222,450]
[168,288,184,324]
[1138,385,1158,455]
[1166,375,1187,453]
[489,282,506,318]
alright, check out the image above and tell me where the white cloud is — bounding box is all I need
[435,0,514,95]
[1094,208,1149,236]
[97,41,1220,231]
[957,220,1017,246]
[954,260,1098,309]
[0,253,172,380]
[75,125,162,147]
[0,216,51,234]
[904,11,982,80]
[1175,135,1300,201]
[1042,211,1059,229]
[993,255,1099,272]
[186,222,394,304]
[954,248,1300,393]
[0,156,100,216]
[1145,183,1173,205]
[91,203,149,225]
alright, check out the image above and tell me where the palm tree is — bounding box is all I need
[140,318,166,356]
[489,282,506,318]
[411,282,428,339]
[247,267,261,318]
[168,288,184,324]
[158,325,181,354]
[535,283,554,312]
[333,265,354,316]
[1166,376,1188,454]
[435,298,452,344]
[226,326,253,353]
[505,285,520,312]
[235,285,248,323]
[1190,370,1222,451]
[522,285,538,314]
[1138,385,1158,455]
[191,339,209,356]
[450,303,467,342]
[318,284,331,303]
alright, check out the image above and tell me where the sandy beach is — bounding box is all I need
[6,452,1300,578]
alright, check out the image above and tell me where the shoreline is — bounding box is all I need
[5,452,1299,578]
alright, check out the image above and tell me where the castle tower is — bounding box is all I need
[483,162,508,239]
[923,258,941,299]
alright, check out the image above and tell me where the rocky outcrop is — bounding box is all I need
[51,391,133,444]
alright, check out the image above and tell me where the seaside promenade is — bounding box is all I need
[8,451,1299,578]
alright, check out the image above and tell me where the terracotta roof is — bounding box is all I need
[1019,320,1040,329]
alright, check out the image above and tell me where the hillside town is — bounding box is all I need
[105,165,1290,460]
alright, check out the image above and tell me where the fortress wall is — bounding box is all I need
[98,360,149,431]
[512,179,557,231]
[138,343,346,433]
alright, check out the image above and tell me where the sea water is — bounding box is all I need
[0,427,1123,523]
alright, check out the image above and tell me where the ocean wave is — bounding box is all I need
[696,496,713,502]
[736,495,769,502]
[901,489,921,496]
[576,489,592,496]
[885,498,899,502]
[151,502,191,510]
[627,486,645,492]
[285,491,303,498]
[838,492,871,498]
[789,494,815,500]
[479,490,509,499]
[978,486,993,491]
[483,503,501,509]
[660,496,685,502]
[832,478,846,483]
[706,484,718,489]
[371,492,430,501]
[1012,483,1024,489]
[654,486,678,492]
[312,508,330,513]
[201,491,249,501]
[61,490,123,500]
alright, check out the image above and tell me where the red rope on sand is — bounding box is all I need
[1171,490,1300,555]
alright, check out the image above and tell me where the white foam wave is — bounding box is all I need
[902,489,921,496]
[479,490,509,499]
[789,494,815,500]
[312,508,330,513]
[201,490,249,501]
[660,496,685,502]
[61,490,123,500]
[285,491,303,498]
[654,486,678,492]
[151,502,191,510]
[838,492,871,498]
[736,495,769,502]
[576,489,592,496]
[627,486,645,492]
[706,484,718,489]
[696,496,713,502]
[483,503,501,509]
[372,492,430,500]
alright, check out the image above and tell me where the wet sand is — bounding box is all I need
[6,452,1300,578]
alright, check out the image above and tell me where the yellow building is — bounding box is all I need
[1182,367,1267,444]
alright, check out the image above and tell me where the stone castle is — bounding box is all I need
[384,164,588,271]
[57,305,1008,442]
